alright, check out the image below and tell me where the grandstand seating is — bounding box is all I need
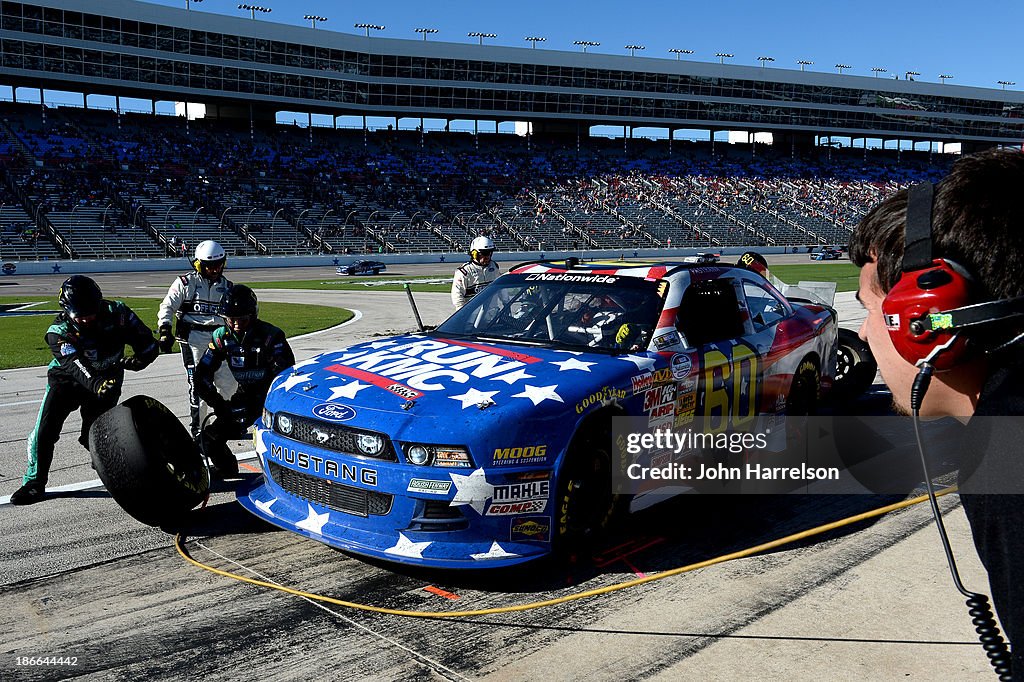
[0,101,951,261]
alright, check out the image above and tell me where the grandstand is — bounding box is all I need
[0,0,1019,261]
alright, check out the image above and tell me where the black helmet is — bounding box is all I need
[223,284,258,318]
[58,276,103,329]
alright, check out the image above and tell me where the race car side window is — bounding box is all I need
[742,282,788,330]
[676,279,745,346]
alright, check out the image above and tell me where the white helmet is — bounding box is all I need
[470,235,495,263]
[193,240,226,278]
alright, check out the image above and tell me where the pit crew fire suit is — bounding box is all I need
[451,259,501,310]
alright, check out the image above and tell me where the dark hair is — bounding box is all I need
[850,148,1024,302]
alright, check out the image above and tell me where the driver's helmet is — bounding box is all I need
[59,275,104,334]
[221,284,258,335]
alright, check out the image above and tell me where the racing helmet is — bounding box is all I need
[222,284,258,334]
[58,275,103,332]
[470,235,495,264]
[193,240,227,280]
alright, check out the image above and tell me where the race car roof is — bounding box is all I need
[508,259,734,281]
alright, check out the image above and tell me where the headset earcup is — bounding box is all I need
[881,259,972,369]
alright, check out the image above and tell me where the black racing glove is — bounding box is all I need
[120,355,146,371]
[158,324,175,354]
[95,377,120,398]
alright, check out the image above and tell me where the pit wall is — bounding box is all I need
[2,246,798,276]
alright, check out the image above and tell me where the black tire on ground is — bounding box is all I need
[89,395,209,527]
[554,427,622,554]
[832,328,877,401]
[786,358,821,416]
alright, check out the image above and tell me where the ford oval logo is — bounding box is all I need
[313,403,356,422]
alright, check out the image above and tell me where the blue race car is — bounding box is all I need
[239,258,838,568]
[336,260,386,275]
[810,248,843,261]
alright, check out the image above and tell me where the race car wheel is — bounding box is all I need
[555,429,617,553]
[832,328,877,400]
[786,358,821,416]
[89,395,210,528]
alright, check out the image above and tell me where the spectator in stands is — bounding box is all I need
[194,285,294,479]
[11,276,159,505]
[452,235,500,310]
[157,240,233,437]
[850,148,1024,676]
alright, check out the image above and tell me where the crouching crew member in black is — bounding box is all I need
[11,276,159,505]
[194,285,294,478]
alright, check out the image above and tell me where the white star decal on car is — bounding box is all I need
[619,354,657,370]
[254,429,268,456]
[278,372,313,392]
[511,384,564,406]
[491,368,535,384]
[295,504,330,535]
[384,533,432,559]
[449,468,494,514]
[254,497,277,516]
[550,357,596,372]
[471,541,520,560]
[327,381,371,401]
[449,387,499,410]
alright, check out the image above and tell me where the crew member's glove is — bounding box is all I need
[95,377,120,398]
[208,395,230,420]
[158,324,175,354]
[120,355,146,371]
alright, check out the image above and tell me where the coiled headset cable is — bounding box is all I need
[910,339,1012,681]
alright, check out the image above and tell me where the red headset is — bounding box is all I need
[881,182,1024,369]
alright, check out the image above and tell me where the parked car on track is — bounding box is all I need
[336,260,387,276]
[239,257,842,567]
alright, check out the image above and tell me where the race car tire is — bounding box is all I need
[555,427,620,555]
[832,328,877,401]
[786,358,821,416]
[89,395,209,528]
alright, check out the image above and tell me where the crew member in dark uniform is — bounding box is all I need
[11,276,159,505]
[194,285,294,478]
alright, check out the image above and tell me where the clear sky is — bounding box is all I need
[142,0,1016,90]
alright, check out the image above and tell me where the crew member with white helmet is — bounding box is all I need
[158,240,234,435]
[452,235,500,309]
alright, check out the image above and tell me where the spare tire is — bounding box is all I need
[89,395,209,527]
[832,328,877,401]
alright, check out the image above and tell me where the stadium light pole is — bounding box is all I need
[756,56,774,68]
[668,48,693,60]
[797,59,813,71]
[835,63,851,74]
[525,36,546,49]
[303,14,327,29]
[219,206,238,231]
[871,67,887,78]
[269,208,285,250]
[186,0,203,10]
[905,70,920,81]
[162,203,178,234]
[354,23,384,37]
[238,4,271,20]
[342,209,358,236]
[625,44,646,57]
[415,27,438,41]
[191,207,204,233]
[574,40,600,53]
[468,31,496,45]
[320,209,335,237]
[999,80,1016,90]
[939,73,954,84]
[100,204,114,232]
[716,52,734,64]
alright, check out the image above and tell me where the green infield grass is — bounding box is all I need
[770,263,859,292]
[0,296,351,370]
[246,277,450,293]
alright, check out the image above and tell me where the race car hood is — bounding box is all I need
[264,334,650,462]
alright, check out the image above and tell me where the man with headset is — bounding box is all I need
[452,235,500,310]
[157,240,234,436]
[851,148,1023,677]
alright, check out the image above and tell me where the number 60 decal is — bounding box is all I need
[701,341,760,432]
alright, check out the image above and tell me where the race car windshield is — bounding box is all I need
[435,273,666,353]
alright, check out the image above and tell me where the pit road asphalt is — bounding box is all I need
[0,261,998,680]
